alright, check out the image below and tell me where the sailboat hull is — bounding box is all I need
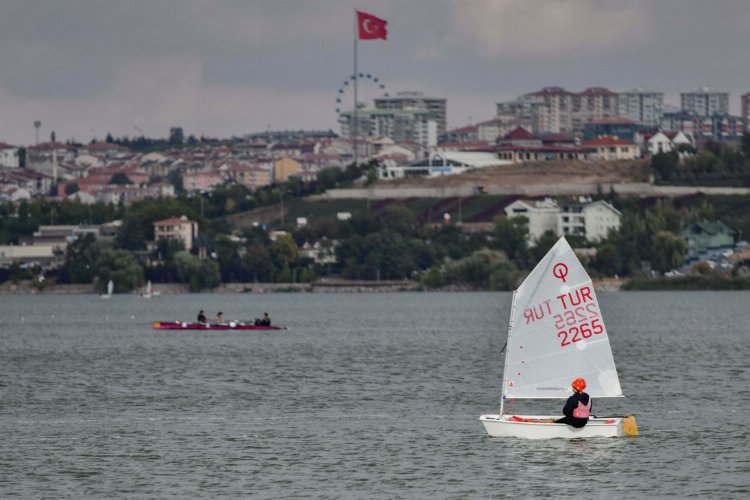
[479,414,630,439]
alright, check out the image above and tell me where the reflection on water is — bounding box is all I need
[1,291,749,498]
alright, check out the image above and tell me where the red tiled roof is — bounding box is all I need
[576,87,617,96]
[502,126,537,141]
[153,216,193,226]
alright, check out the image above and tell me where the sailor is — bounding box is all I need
[197,310,207,323]
[554,378,591,428]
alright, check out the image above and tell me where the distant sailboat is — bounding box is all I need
[100,279,114,299]
[141,280,160,299]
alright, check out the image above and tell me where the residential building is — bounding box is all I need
[742,93,750,132]
[572,87,619,132]
[680,88,729,116]
[504,198,559,242]
[583,117,640,141]
[0,244,58,268]
[580,200,621,242]
[153,215,199,252]
[379,151,507,179]
[373,92,447,138]
[183,171,224,192]
[495,96,549,133]
[645,131,675,155]
[0,143,20,168]
[495,127,584,163]
[274,157,301,182]
[557,200,620,242]
[441,124,478,144]
[580,136,639,160]
[26,142,75,165]
[618,88,664,127]
[339,107,440,148]
[520,87,618,135]
[682,220,736,259]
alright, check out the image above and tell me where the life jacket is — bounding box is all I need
[572,397,591,419]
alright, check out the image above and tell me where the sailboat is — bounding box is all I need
[100,279,114,299]
[141,280,160,298]
[479,236,638,439]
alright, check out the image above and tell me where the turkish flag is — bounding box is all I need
[357,11,387,40]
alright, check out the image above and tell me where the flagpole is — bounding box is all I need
[353,10,358,167]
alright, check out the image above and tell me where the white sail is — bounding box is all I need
[107,280,114,296]
[502,236,622,399]
[146,280,152,295]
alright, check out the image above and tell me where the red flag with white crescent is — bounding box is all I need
[357,11,387,40]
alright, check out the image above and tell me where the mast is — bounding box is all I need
[499,289,517,416]
[352,10,358,168]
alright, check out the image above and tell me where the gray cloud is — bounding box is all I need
[1,0,749,145]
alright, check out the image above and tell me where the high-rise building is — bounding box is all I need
[373,92,447,138]
[338,107,439,148]
[680,87,729,116]
[515,87,618,135]
[741,93,750,132]
[571,87,618,132]
[618,88,664,126]
[496,96,549,133]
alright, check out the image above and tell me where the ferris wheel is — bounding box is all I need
[334,73,389,116]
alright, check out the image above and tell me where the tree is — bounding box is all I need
[424,249,521,290]
[243,243,274,282]
[174,251,220,291]
[651,231,687,273]
[530,230,558,263]
[60,234,103,283]
[109,172,133,185]
[271,234,299,270]
[64,182,80,196]
[95,247,145,292]
[169,127,184,145]
[593,242,621,277]
[493,216,529,266]
[651,151,679,182]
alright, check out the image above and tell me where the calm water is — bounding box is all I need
[1,291,748,498]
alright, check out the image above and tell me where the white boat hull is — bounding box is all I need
[479,414,628,439]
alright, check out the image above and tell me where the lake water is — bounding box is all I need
[1,291,749,498]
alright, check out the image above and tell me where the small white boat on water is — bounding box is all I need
[479,236,638,439]
[100,279,114,299]
[141,280,160,299]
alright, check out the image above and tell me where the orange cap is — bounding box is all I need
[572,378,587,392]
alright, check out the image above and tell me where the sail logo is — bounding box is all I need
[552,262,568,283]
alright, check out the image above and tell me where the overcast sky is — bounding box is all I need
[2,0,749,146]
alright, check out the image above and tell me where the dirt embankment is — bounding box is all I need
[379,159,651,189]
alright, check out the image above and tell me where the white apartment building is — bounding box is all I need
[339,108,439,148]
[558,200,621,242]
[618,88,664,126]
[153,215,199,251]
[681,88,729,117]
[504,198,560,242]
[0,143,20,168]
[506,198,621,243]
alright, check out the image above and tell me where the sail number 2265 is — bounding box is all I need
[554,303,604,347]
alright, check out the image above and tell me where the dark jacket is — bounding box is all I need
[560,392,591,428]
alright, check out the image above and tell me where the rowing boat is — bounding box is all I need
[152,321,286,331]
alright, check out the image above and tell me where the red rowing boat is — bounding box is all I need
[152,321,286,331]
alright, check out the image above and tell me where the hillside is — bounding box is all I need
[379,159,652,189]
